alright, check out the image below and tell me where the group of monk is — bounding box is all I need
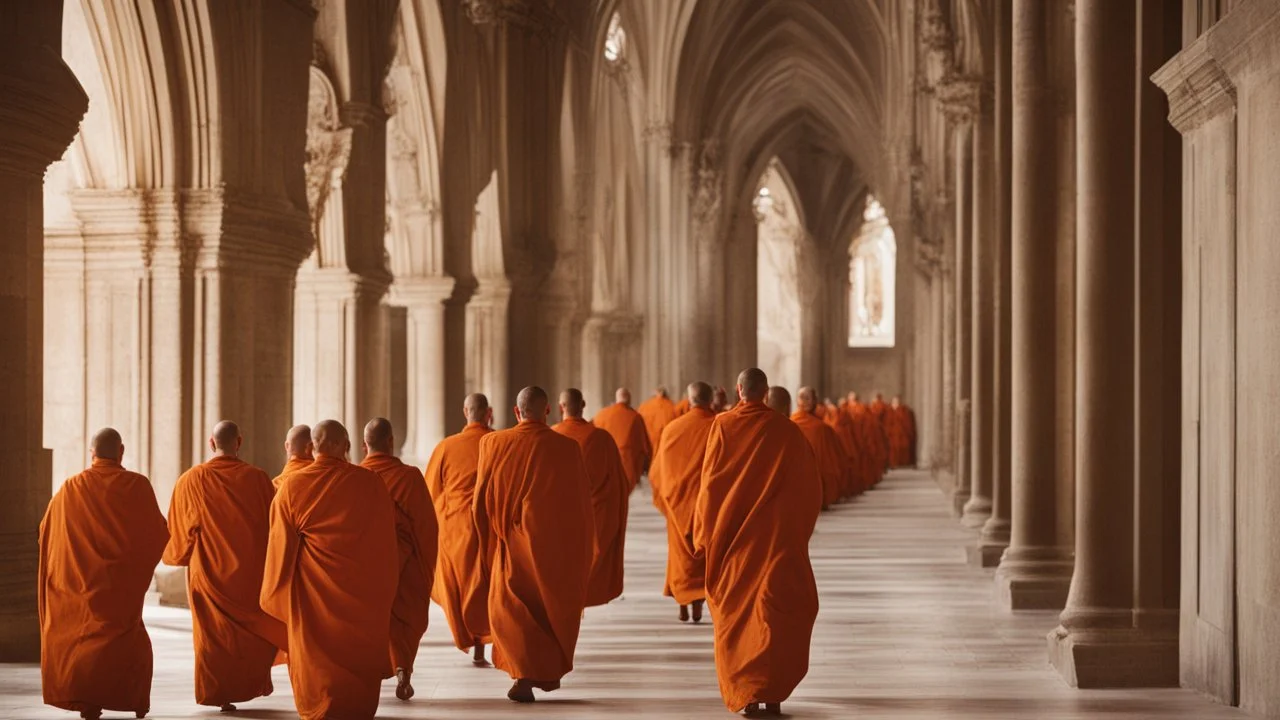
[36,369,916,720]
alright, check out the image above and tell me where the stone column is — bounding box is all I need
[974,0,1014,567]
[994,0,1074,610]
[0,0,87,660]
[581,313,643,412]
[392,277,455,464]
[466,278,512,427]
[964,86,996,530]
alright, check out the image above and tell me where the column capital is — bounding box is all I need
[0,48,87,178]
[937,76,982,125]
[464,0,568,42]
[1152,31,1236,135]
[390,275,456,306]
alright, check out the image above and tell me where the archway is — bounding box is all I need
[753,159,806,393]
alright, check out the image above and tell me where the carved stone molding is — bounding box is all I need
[690,139,723,227]
[915,237,947,278]
[464,0,567,42]
[305,70,353,231]
[937,76,982,125]
[1152,32,1236,135]
[0,47,87,178]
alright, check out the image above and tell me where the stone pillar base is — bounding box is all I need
[1047,624,1178,688]
[966,541,1006,568]
[994,547,1073,610]
[961,495,992,528]
[951,486,971,518]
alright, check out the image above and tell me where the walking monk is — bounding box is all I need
[792,388,848,510]
[163,421,287,712]
[361,418,439,700]
[765,386,792,415]
[425,393,495,665]
[847,391,888,485]
[637,386,678,453]
[649,381,714,623]
[39,428,169,720]
[273,424,313,489]
[825,397,863,497]
[553,388,629,607]
[474,386,595,703]
[592,387,651,492]
[261,420,399,720]
[886,395,918,468]
[695,369,821,716]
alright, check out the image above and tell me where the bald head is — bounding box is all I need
[797,386,818,413]
[615,387,632,406]
[91,427,124,462]
[560,388,586,419]
[363,417,394,455]
[766,386,792,415]
[847,391,859,405]
[712,386,729,412]
[285,424,313,461]
[210,420,241,457]
[516,386,550,424]
[687,381,713,408]
[656,386,669,399]
[736,368,769,403]
[463,392,492,427]
[312,419,350,458]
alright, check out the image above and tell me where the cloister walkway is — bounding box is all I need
[1,470,1242,719]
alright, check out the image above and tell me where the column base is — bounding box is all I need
[994,547,1073,610]
[966,541,1007,568]
[950,486,971,518]
[1048,623,1179,688]
[961,495,992,528]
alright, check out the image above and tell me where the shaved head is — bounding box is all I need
[766,386,792,415]
[285,424,313,460]
[312,419,350,458]
[847,391,859,404]
[560,388,586,419]
[363,417,394,454]
[736,368,769,402]
[615,387,632,405]
[211,420,241,456]
[797,386,818,413]
[464,393,492,426]
[91,427,124,462]
[656,386,669,399]
[517,386,550,423]
[688,381,713,408]
[712,386,729,412]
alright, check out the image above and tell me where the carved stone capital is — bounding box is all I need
[937,76,982,125]
[0,47,87,178]
[464,0,567,42]
[1152,31,1236,135]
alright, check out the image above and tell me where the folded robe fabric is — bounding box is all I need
[791,410,847,509]
[592,402,652,491]
[637,393,678,458]
[553,417,629,607]
[648,406,715,605]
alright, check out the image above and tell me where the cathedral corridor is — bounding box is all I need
[1,471,1242,720]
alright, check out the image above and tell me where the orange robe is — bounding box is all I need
[39,459,169,716]
[827,406,863,496]
[848,402,888,486]
[424,422,493,651]
[272,456,311,490]
[260,455,399,720]
[361,453,439,673]
[473,421,595,683]
[869,398,889,425]
[553,417,629,607]
[163,456,287,707]
[592,402,652,492]
[637,394,678,455]
[694,402,821,711]
[674,397,691,416]
[648,406,714,605]
[791,410,847,509]
[886,404,918,468]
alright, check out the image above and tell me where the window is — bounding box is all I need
[848,196,897,348]
[604,13,626,63]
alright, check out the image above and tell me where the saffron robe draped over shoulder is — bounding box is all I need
[424,422,493,651]
[473,421,595,683]
[694,402,821,712]
[39,459,169,717]
[648,406,714,605]
[887,404,918,468]
[260,455,399,720]
[272,456,311,490]
[826,405,863,496]
[592,402,652,491]
[637,394,678,457]
[553,417,629,606]
[847,402,888,486]
[791,410,847,509]
[163,456,287,707]
[361,453,439,673]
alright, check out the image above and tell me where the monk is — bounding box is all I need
[694,369,821,716]
[425,393,495,665]
[886,395,918,468]
[648,381,714,623]
[826,397,863,497]
[792,388,848,510]
[637,385,679,453]
[474,386,595,703]
[163,421,287,712]
[592,387,651,492]
[869,391,890,425]
[765,385,792,415]
[846,391,888,486]
[260,420,399,720]
[360,418,439,701]
[674,395,691,416]
[553,388,629,607]
[39,428,169,720]
[711,386,731,413]
[272,424,313,489]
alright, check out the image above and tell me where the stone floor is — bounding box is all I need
[1,469,1246,719]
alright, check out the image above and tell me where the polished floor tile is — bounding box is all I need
[0,470,1245,719]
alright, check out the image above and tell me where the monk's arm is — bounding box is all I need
[36,500,54,629]
[260,489,299,622]
[423,445,445,513]
[162,474,196,566]
[134,477,171,564]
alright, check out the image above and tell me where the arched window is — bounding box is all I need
[604,13,626,63]
[848,196,896,348]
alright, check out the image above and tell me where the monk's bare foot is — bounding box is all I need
[507,679,535,703]
[679,604,689,622]
[395,667,414,701]
[135,713,148,720]
[692,599,705,623]
[742,702,762,716]
[473,642,489,667]
[533,680,560,692]
[78,710,101,720]
[219,704,237,713]
[765,703,782,715]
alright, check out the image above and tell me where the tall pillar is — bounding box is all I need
[1049,0,1178,688]
[994,0,1074,610]
[466,279,512,427]
[965,84,997,530]
[0,0,87,661]
[393,277,454,464]
[975,0,1014,567]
